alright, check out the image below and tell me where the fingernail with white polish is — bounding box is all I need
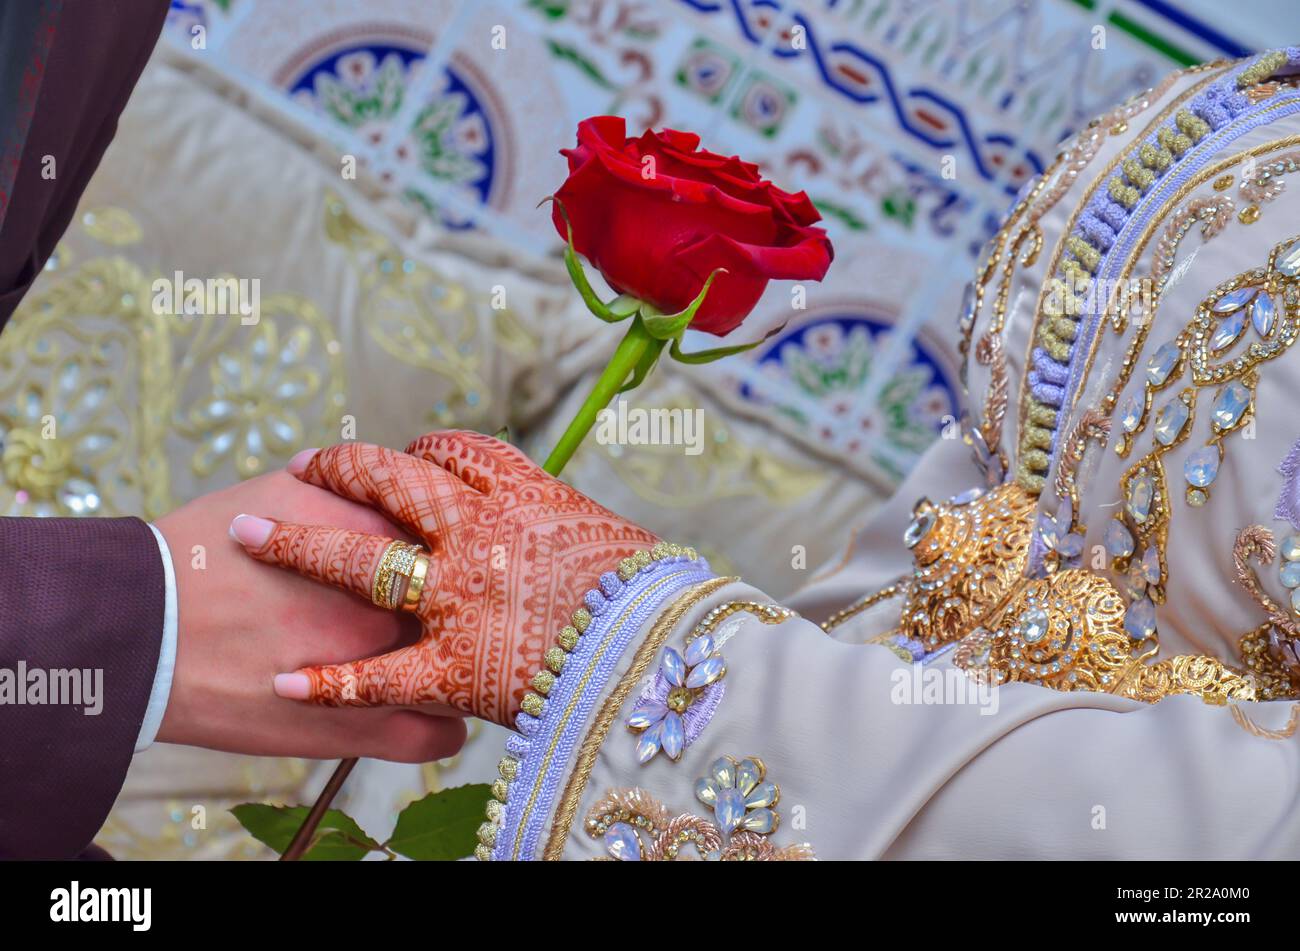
[229,514,275,548]
[287,448,321,476]
[274,673,312,700]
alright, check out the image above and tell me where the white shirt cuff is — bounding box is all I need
[136,523,179,753]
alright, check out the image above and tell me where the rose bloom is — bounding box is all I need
[552,116,834,336]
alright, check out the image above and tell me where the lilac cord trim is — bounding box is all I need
[1032,348,1070,384]
[490,557,715,861]
[1078,211,1117,250]
[1031,380,1065,406]
[890,634,927,662]
[1095,197,1128,232]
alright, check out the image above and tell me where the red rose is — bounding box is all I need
[552,116,834,337]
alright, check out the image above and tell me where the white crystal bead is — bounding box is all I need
[1183,446,1219,488]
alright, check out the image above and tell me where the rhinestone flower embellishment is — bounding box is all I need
[585,783,813,861]
[627,634,727,763]
[695,755,779,835]
[1036,497,1084,565]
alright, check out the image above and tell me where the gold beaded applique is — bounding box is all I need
[585,756,814,862]
[897,483,1260,704]
[898,482,1036,651]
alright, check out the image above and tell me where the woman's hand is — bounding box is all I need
[154,469,467,762]
[232,430,658,727]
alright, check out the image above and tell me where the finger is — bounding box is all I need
[233,517,401,604]
[403,429,536,495]
[290,442,472,539]
[368,711,468,764]
[274,642,457,709]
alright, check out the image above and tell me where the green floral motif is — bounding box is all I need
[747,318,956,481]
[290,48,497,222]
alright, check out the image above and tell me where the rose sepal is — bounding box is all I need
[637,268,727,341]
[618,329,667,394]
[667,320,787,365]
[544,196,633,324]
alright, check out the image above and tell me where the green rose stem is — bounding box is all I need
[542,316,654,476]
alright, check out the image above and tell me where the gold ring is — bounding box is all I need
[401,552,430,612]
[371,541,422,611]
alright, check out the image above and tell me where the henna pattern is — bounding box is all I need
[245,431,658,726]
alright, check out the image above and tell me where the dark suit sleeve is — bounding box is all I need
[0,1,170,858]
[0,0,169,325]
[0,517,165,859]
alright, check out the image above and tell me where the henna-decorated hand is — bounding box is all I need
[234,430,659,727]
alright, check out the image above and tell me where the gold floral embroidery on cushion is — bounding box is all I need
[0,250,173,517]
[0,206,352,515]
[321,190,535,429]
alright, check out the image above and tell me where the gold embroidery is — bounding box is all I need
[950,566,1257,703]
[898,483,1035,651]
[1107,195,1233,456]
[1238,625,1298,702]
[584,785,814,861]
[1014,64,1234,492]
[321,190,531,429]
[1026,131,1300,499]
[821,578,906,633]
[900,484,1259,704]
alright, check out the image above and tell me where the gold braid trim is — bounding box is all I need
[542,575,736,860]
[821,578,906,633]
[974,332,1009,466]
[1237,50,1288,90]
[1119,653,1256,704]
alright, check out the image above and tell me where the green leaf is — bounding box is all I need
[812,198,869,232]
[231,804,381,861]
[639,269,726,341]
[668,320,786,365]
[527,0,569,19]
[544,39,614,90]
[386,784,492,861]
